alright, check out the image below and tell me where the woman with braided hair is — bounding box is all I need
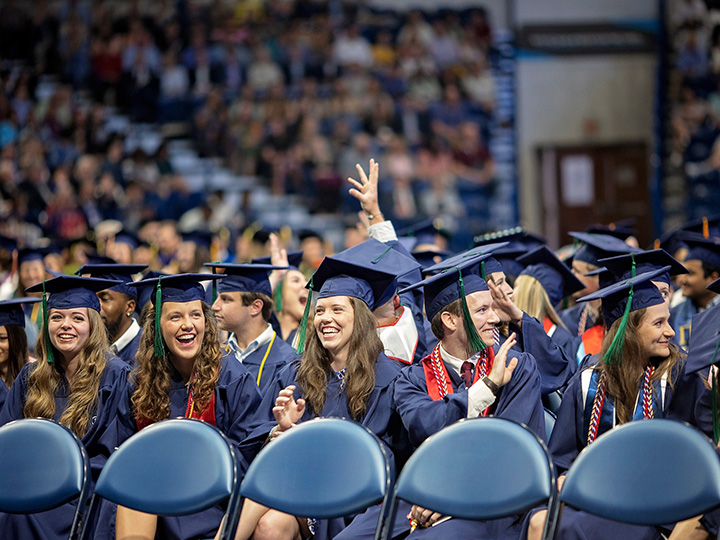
[525,266,708,540]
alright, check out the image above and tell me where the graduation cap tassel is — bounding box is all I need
[42,281,54,364]
[458,268,486,355]
[371,246,392,264]
[210,263,219,304]
[480,261,486,280]
[295,278,313,355]
[154,276,166,358]
[602,285,634,367]
[274,280,283,312]
[710,334,720,444]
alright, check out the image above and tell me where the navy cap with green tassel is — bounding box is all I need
[576,266,671,366]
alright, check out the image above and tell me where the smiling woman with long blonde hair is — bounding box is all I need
[0,275,132,540]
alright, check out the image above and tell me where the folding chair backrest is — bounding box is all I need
[0,418,90,539]
[392,417,556,520]
[241,417,394,519]
[93,418,237,515]
[560,419,720,526]
[544,408,557,441]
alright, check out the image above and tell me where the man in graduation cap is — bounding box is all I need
[670,232,720,347]
[77,263,147,365]
[207,263,299,392]
[376,255,544,539]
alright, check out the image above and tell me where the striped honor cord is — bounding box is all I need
[641,365,655,419]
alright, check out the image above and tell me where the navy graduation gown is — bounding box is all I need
[394,349,545,448]
[353,348,543,540]
[115,330,142,366]
[284,327,298,346]
[0,377,7,412]
[507,313,576,394]
[0,356,132,540]
[246,353,408,540]
[669,297,699,348]
[225,334,298,394]
[119,354,263,540]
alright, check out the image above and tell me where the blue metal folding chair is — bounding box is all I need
[240,417,395,540]
[80,418,242,540]
[381,416,558,540]
[0,418,91,540]
[549,419,720,539]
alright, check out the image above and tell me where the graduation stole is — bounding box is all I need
[584,365,661,445]
[135,372,217,431]
[422,343,495,407]
[543,317,557,338]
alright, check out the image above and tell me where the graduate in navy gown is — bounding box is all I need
[206,262,299,393]
[76,263,148,366]
[116,273,263,540]
[524,267,708,540]
[339,253,544,540]
[0,275,131,540]
[0,298,40,407]
[229,249,408,540]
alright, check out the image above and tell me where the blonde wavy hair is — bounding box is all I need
[297,297,382,421]
[599,307,683,424]
[131,302,221,423]
[24,308,109,438]
[513,274,567,330]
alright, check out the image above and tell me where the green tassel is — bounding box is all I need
[295,277,313,354]
[73,268,82,276]
[480,261,486,280]
[42,281,54,364]
[275,280,283,312]
[458,268,486,355]
[603,285,634,367]
[154,276,166,357]
[371,246,392,264]
[630,254,636,278]
[710,333,720,444]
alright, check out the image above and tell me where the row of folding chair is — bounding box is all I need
[1,416,720,540]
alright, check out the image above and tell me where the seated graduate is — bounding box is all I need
[423,245,574,396]
[525,266,708,540]
[513,246,584,355]
[206,262,299,392]
[116,273,263,540]
[76,263,148,366]
[347,158,429,362]
[0,298,39,408]
[228,248,409,540]
[669,233,720,348]
[354,254,544,540]
[0,275,131,540]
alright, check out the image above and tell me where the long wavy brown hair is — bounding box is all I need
[131,302,221,423]
[1,324,29,388]
[24,309,109,438]
[599,307,683,424]
[297,297,382,421]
